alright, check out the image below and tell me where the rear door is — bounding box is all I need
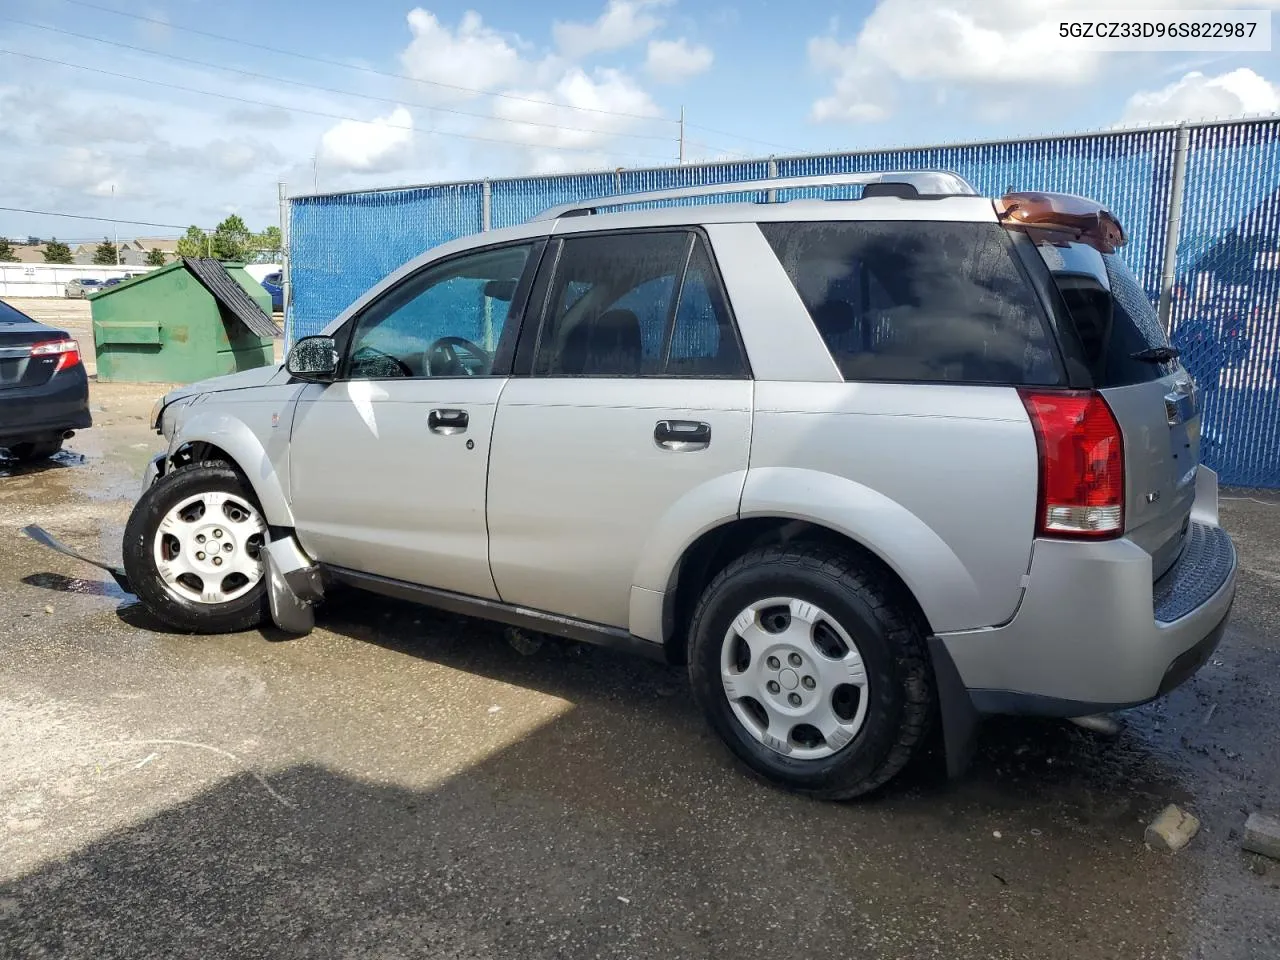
[0,302,67,392]
[1029,238,1198,579]
[485,229,753,629]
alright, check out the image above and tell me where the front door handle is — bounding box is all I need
[654,419,710,451]
[428,408,468,435]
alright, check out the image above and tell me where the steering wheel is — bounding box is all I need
[350,344,414,379]
[425,336,489,377]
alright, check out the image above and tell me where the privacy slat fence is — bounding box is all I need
[288,118,1280,487]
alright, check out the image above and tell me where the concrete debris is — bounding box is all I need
[1069,714,1122,736]
[1144,804,1201,853]
[43,605,54,615]
[1242,812,1280,861]
[505,627,543,656]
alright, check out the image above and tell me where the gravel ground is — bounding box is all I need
[0,374,1277,959]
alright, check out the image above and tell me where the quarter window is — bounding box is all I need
[760,221,1062,385]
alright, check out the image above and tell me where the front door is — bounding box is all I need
[486,230,753,628]
[288,240,540,599]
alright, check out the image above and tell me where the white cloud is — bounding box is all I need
[400,9,526,100]
[807,0,1280,123]
[51,147,125,198]
[645,38,713,84]
[319,107,415,173]
[553,0,668,59]
[1122,68,1280,124]
[489,68,661,151]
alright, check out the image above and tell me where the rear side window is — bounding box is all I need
[1031,236,1176,385]
[760,221,1062,385]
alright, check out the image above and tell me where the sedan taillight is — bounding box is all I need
[30,339,82,374]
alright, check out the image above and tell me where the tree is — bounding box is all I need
[42,239,73,264]
[211,214,253,262]
[255,225,282,258]
[93,238,119,266]
[175,225,208,259]
[145,247,168,267]
[0,238,18,262]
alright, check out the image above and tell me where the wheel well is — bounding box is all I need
[170,441,236,472]
[661,518,933,665]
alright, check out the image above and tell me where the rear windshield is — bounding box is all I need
[1031,236,1176,385]
[760,221,1063,385]
[0,300,33,324]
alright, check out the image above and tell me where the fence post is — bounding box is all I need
[1158,123,1191,332]
[278,181,292,347]
[482,179,492,232]
[767,156,778,203]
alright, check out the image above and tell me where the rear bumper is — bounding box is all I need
[0,367,91,446]
[937,474,1236,716]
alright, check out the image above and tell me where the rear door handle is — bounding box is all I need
[654,419,710,451]
[428,408,468,435]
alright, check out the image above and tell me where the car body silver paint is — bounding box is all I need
[286,377,506,600]
[937,534,1235,705]
[167,388,300,527]
[741,382,1038,632]
[1101,372,1201,580]
[486,378,751,629]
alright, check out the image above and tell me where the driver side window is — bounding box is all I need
[346,243,534,379]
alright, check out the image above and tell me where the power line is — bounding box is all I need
[57,0,679,125]
[0,49,677,163]
[683,122,796,153]
[0,205,193,229]
[6,17,679,145]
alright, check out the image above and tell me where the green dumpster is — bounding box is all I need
[90,258,282,383]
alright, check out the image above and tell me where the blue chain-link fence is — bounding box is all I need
[288,118,1280,487]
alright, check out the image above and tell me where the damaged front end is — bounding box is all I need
[22,520,326,636]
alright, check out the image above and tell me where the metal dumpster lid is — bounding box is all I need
[182,258,282,339]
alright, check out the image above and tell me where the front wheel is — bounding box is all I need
[688,544,934,799]
[123,461,269,633]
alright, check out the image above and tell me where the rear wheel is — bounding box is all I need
[123,461,269,633]
[688,544,933,799]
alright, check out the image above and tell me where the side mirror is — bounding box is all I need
[286,335,338,382]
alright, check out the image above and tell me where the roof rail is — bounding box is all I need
[532,170,980,221]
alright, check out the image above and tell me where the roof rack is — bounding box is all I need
[533,170,980,221]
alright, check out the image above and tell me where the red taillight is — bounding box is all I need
[1019,389,1124,539]
[30,339,82,374]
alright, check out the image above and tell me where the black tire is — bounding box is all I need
[11,438,63,461]
[123,461,269,634]
[688,544,933,800]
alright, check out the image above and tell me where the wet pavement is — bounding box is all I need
[1,379,1278,960]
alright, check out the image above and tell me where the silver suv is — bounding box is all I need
[119,172,1238,797]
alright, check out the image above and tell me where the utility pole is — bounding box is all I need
[112,184,120,266]
[311,155,318,192]
[678,106,685,165]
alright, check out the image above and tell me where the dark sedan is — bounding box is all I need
[0,299,91,461]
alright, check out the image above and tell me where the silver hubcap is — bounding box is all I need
[153,491,266,604]
[720,597,870,760]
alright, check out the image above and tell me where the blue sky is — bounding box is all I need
[2,0,1279,240]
